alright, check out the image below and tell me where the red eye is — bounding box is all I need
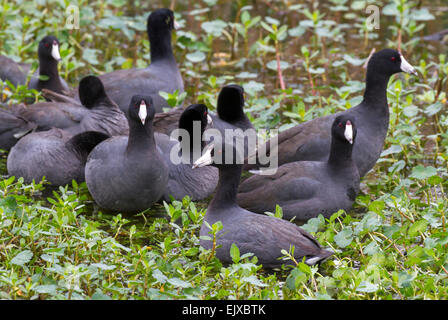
[44,43,50,48]
[391,56,396,62]
[338,123,343,128]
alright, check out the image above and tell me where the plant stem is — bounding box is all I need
[275,39,286,92]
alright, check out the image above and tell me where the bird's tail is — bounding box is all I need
[305,249,333,265]
[41,88,79,105]
[0,108,36,150]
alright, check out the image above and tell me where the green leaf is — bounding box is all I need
[381,144,402,157]
[309,67,325,74]
[408,219,428,237]
[356,212,383,233]
[403,105,419,117]
[243,80,264,96]
[368,200,385,215]
[110,0,126,7]
[364,241,379,256]
[203,0,218,5]
[397,272,416,288]
[288,25,306,37]
[388,160,405,173]
[11,250,33,266]
[34,284,57,295]
[411,8,435,21]
[91,263,116,271]
[91,290,112,300]
[356,281,378,293]
[201,20,227,37]
[343,54,365,66]
[211,221,223,233]
[274,204,283,218]
[230,243,240,263]
[260,21,274,33]
[265,16,280,26]
[406,246,424,266]
[382,3,400,16]
[283,111,302,119]
[301,46,310,57]
[301,215,325,233]
[167,277,192,288]
[82,48,100,65]
[41,254,60,263]
[152,269,168,284]
[285,268,307,290]
[428,175,443,186]
[410,165,437,180]
[241,275,268,287]
[266,60,290,71]
[235,71,258,79]
[184,247,199,257]
[186,51,206,63]
[121,58,133,69]
[0,196,18,214]
[334,228,353,248]
[425,102,443,116]
[351,1,367,10]
[276,25,288,41]
[241,10,251,25]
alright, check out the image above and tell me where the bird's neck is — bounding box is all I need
[328,137,354,169]
[362,69,391,108]
[209,165,242,210]
[217,105,245,124]
[89,96,116,110]
[149,29,175,63]
[39,57,60,79]
[38,57,64,92]
[126,122,156,154]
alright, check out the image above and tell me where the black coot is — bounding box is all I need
[155,103,218,202]
[84,9,183,113]
[153,84,252,135]
[154,84,255,162]
[192,142,333,268]
[0,35,69,95]
[85,95,169,213]
[0,75,128,150]
[244,49,418,177]
[238,116,360,223]
[7,129,109,186]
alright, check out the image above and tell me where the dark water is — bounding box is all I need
[168,0,448,89]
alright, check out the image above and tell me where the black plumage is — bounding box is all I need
[238,115,360,223]
[244,49,418,177]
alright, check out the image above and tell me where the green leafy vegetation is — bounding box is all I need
[1,0,448,299]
